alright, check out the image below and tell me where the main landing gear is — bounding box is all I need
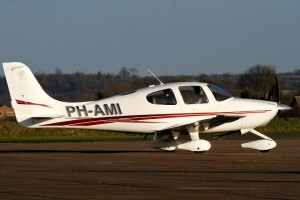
[150,124,211,153]
[150,126,277,153]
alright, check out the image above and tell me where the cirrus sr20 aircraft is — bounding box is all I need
[2,62,291,153]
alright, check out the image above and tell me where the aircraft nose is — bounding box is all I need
[264,101,278,117]
[240,99,278,128]
[239,98,291,129]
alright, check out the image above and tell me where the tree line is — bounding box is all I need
[0,65,299,106]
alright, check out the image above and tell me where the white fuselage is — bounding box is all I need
[36,82,278,134]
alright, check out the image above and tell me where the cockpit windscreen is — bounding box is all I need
[207,84,232,101]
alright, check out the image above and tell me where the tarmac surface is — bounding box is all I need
[0,138,299,200]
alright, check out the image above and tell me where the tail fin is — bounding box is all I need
[2,62,65,126]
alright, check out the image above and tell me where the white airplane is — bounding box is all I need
[2,62,291,153]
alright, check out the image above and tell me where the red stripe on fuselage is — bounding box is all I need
[42,110,270,127]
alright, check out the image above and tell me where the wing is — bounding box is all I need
[198,115,244,132]
[155,114,245,132]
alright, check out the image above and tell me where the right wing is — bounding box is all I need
[154,114,245,132]
[198,114,245,132]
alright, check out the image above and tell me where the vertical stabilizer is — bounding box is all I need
[2,62,64,126]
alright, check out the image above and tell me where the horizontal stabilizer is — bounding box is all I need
[30,114,66,119]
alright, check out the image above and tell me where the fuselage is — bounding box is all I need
[39,82,278,134]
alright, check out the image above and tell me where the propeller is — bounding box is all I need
[275,75,291,120]
[275,75,280,103]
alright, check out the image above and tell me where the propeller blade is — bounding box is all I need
[278,110,288,121]
[275,75,280,103]
[274,75,291,121]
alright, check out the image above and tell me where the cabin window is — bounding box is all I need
[179,86,209,104]
[207,84,232,101]
[147,89,177,105]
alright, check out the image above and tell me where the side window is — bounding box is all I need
[179,86,209,104]
[147,89,177,105]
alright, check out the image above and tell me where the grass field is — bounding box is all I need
[0,118,299,143]
[257,117,300,133]
[0,121,143,142]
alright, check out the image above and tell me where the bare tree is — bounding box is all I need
[239,64,276,99]
[118,67,130,79]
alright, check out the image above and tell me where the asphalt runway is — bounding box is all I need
[0,139,299,200]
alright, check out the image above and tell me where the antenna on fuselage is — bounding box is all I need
[148,69,164,85]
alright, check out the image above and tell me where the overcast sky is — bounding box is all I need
[0,0,300,76]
